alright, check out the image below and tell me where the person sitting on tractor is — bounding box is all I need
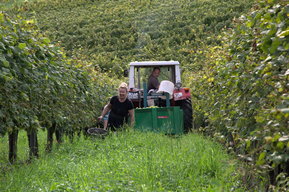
[98,82,135,131]
[148,67,161,91]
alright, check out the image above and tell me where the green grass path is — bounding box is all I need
[0,130,245,191]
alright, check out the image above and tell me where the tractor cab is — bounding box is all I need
[127,61,191,107]
[128,61,180,90]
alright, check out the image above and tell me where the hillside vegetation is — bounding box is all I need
[10,0,253,76]
[0,12,115,161]
[1,0,288,190]
[188,0,289,190]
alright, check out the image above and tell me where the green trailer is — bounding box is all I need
[134,106,184,135]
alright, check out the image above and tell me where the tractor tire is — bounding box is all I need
[179,98,193,133]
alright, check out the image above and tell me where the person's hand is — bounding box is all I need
[98,116,103,121]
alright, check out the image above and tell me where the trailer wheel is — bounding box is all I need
[179,98,193,133]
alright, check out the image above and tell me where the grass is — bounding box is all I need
[0,129,47,164]
[0,130,245,191]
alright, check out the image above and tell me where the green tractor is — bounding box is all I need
[126,61,193,133]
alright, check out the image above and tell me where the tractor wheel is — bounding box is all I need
[179,98,193,133]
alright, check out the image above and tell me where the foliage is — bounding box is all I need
[0,0,33,9]
[187,0,288,189]
[9,0,253,77]
[0,12,115,137]
[3,0,286,188]
[0,130,249,191]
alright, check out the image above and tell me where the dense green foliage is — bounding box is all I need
[10,0,253,76]
[0,130,247,191]
[0,0,32,9]
[0,13,114,137]
[188,0,289,189]
[2,0,287,189]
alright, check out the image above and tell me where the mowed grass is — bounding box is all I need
[0,130,245,191]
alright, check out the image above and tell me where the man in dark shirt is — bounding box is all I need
[148,67,161,90]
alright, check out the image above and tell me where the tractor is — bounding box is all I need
[126,61,193,133]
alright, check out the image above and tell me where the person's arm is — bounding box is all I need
[128,109,135,127]
[98,103,112,121]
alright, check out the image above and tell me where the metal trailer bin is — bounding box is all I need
[134,106,184,134]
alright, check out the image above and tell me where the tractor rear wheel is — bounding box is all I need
[179,98,193,133]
